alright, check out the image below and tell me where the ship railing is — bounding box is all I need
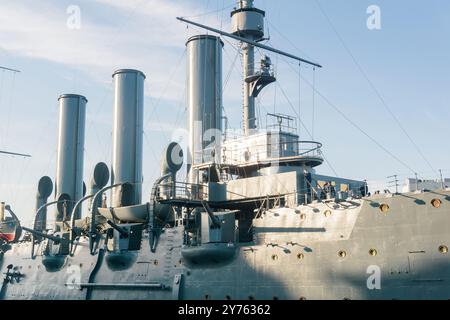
[219,140,323,165]
[155,181,209,202]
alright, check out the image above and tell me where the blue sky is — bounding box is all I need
[0,0,449,224]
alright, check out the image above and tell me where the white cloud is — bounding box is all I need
[0,0,230,97]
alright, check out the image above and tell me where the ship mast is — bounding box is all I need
[177,0,321,137]
[232,0,259,136]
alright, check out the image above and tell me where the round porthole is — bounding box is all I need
[324,210,332,217]
[299,297,307,300]
[272,254,278,261]
[300,214,306,220]
[369,249,378,256]
[338,250,347,258]
[379,204,390,214]
[297,253,304,260]
[431,199,442,208]
[439,245,448,254]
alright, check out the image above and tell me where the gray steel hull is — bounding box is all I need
[1,189,449,300]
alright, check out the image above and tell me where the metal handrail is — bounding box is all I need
[89,183,122,255]
[69,194,97,255]
[196,140,323,163]
[29,199,72,259]
[156,181,208,201]
[219,140,323,165]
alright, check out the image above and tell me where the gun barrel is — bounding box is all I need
[22,227,67,244]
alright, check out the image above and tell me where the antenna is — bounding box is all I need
[0,66,27,157]
[387,175,399,194]
[0,150,31,158]
[439,169,445,189]
[414,172,419,191]
[0,66,20,73]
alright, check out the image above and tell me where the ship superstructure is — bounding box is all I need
[1,1,450,300]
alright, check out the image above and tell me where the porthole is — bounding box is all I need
[204,295,210,300]
[299,297,307,300]
[273,296,279,300]
[431,199,442,208]
[248,296,255,300]
[225,295,231,300]
[379,204,390,214]
[297,253,304,260]
[439,245,448,254]
[154,260,159,266]
[338,250,347,258]
[324,210,332,217]
[300,214,306,220]
[272,254,278,261]
[369,249,378,256]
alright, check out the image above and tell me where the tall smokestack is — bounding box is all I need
[55,94,87,222]
[186,35,223,184]
[111,69,145,208]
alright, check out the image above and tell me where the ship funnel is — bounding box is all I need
[33,176,53,232]
[89,162,109,210]
[161,142,184,176]
[160,142,183,198]
[55,94,87,222]
[111,69,146,208]
[186,35,223,184]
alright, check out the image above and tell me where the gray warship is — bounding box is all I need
[1,0,449,300]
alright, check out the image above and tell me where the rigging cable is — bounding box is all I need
[275,81,339,177]
[222,44,241,92]
[220,0,226,30]
[298,63,301,137]
[281,57,417,175]
[143,48,187,140]
[273,54,278,114]
[314,0,437,177]
[312,67,316,140]
[266,19,315,62]
[182,3,234,20]
[0,70,5,147]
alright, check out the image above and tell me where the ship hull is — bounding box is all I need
[0,218,18,242]
[1,190,449,300]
